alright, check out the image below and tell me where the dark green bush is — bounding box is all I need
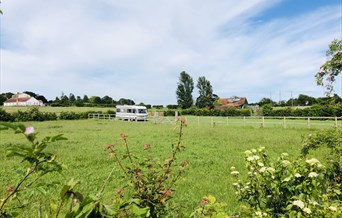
[0,108,14,122]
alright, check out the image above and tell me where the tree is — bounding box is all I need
[117,98,135,105]
[316,39,342,95]
[297,94,316,106]
[69,93,76,104]
[75,96,84,107]
[24,91,38,98]
[176,71,194,109]
[36,95,48,104]
[83,95,89,103]
[258,98,275,106]
[89,96,102,105]
[195,76,215,108]
[101,95,114,105]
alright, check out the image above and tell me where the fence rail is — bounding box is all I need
[88,113,342,128]
[183,116,342,128]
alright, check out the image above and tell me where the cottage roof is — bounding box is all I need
[218,97,248,107]
[4,97,32,103]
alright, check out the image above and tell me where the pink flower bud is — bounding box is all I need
[24,126,35,135]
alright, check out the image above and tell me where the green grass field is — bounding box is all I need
[0,118,330,216]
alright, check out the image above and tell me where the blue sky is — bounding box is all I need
[1,0,341,104]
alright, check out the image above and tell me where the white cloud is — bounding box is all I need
[1,0,341,104]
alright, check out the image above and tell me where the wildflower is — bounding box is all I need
[164,189,172,196]
[24,126,35,135]
[294,173,301,178]
[259,167,267,173]
[329,206,337,211]
[282,160,291,166]
[308,200,319,206]
[283,177,291,182]
[231,171,239,176]
[258,147,265,152]
[267,167,275,173]
[6,186,14,193]
[251,149,257,153]
[253,155,260,160]
[201,197,209,206]
[293,200,305,209]
[244,150,252,156]
[308,172,318,178]
[232,183,239,187]
[105,144,113,149]
[230,166,236,171]
[306,158,320,166]
[255,211,262,217]
[247,156,254,161]
[144,144,151,150]
[258,162,264,167]
[303,207,312,214]
[119,133,127,140]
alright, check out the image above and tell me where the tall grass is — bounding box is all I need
[0,119,317,215]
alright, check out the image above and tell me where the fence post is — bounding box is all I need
[307,117,311,129]
[283,117,286,128]
[335,117,338,127]
[262,116,265,128]
[243,116,246,126]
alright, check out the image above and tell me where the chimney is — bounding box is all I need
[16,92,19,106]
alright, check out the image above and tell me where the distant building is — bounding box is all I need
[3,93,44,107]
[215,97,248,109]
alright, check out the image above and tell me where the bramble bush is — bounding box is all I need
[105,117,189,217]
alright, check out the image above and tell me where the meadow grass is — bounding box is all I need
[0,119,325,216]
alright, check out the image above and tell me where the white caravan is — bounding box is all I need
[115,105,148,121]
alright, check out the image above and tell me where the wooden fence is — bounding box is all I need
[88,113,342,128]
[183,116,342,129]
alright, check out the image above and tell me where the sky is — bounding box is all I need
[1,0,342,105]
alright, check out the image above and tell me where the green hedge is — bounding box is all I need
[265,103,342,117]
[0,108,109,122]
[164,107,252,117]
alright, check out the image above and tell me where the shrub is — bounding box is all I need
[0,108,14,122]
[105,117,189,217]
[230,135,342,217]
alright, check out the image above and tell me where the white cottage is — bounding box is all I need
[3,93,44,107]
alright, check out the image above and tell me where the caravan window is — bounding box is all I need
[138,109,147,114]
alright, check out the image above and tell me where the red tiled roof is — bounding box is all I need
[4,97,31,103]
[218,97,248,107]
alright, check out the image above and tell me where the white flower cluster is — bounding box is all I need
[247,155,260,162]
[308,172,318,178]
[292,200,312,214]
[255,211,268,217]
[305,158,323,168]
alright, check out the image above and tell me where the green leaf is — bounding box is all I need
[131,204,149,216]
